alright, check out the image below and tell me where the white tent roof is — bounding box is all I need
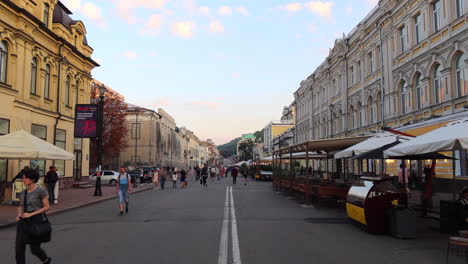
[334,132,412,159]
[384,118,468,157]
[0,130,75,160]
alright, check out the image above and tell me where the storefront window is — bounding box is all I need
[31,124,47,176]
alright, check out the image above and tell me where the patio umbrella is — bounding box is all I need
[384,118,468,157]
[0,130,75,160]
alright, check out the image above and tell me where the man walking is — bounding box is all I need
[201,165,208,187]
[160,168,167,190]
[232,166,238,184]
[116,166,131,215]
[44,166,58,204]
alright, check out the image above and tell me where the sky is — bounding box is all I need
[63,0,379,145]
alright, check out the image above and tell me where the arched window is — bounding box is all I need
[376,92,382,122]
[65,76,70,106]
[30,58,38,94]
[433,65,443,103]
[368,97,375,124]
[357,102,363,127]
[400,81,407,114]
[322,119,327,138]
[455,53,467,97]
[349,106,355,130]
[44,64,51,99]
[414,73,423,109]
[0,41,7,83]
[339,110,344,132]
[75,80,79,105]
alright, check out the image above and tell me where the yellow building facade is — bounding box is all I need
[0,0,98,202]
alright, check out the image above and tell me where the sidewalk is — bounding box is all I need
[0,184,154,229]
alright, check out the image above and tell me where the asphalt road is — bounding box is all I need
[0,178,451,264]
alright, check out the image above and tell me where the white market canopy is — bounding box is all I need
[334,132,412,159]
[0,130,75,160]
[384,118,468,157]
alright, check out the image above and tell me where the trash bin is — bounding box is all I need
[440,200,458,233]
[388,207,416,239]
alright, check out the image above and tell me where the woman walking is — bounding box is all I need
[152,168,159,190]
[172,168,178,189]
[180,169,187,188]
[16,169,52,264]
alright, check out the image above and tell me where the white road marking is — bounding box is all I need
[230,186,242,264]
[218,187,229,264]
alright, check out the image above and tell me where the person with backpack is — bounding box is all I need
[44,166,58,205]
[116,166,131,216]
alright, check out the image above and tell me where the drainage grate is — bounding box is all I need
[304,217,349,224]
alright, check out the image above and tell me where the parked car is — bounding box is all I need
[89,170,120,186]
[255,170,273,181]
[127,170,140,184]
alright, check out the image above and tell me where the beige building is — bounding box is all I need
[292,0,468,182]
[0,0,98,201]
[119,103,161,167]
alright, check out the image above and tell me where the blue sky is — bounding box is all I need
[64,0,378,145]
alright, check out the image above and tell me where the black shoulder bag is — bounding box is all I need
[22,189,52,243]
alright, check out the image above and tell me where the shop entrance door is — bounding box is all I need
[73,151,82,181]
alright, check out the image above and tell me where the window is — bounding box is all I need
[433,0,441,32]
[350,106,355,129]
[400,26,406,52]
[415,73,424,109]
[434,65,443,103]
[44,65,51,99]
[357,103,363,127]
[456,0,464,18]
[368,52,374,74]
[74,36,78,47]
[400,81,408,114]
[131,123,141,139]
[65,76,70,106]
[75,80,79,105]
[30,58,38,94]
[337,75,341,95]
[43,3,50,26]
[0,119,9,182]
[350,66,354,85]
[455,53,468,97]
[369,97,375,124]
[414,14,422,44]
[31,124,47,176]
[357,61,361,81]
[0,41,7,83]
[55,129,66,176]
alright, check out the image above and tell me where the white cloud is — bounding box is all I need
[95,58,103,64]
[139,14,164,35]
[346,6,353,15]
[183,0,197,15]
[82,2,108,27]
[116,0,169,24]
[236,6,250,16]
[199,6,210,16]
[308,22,318,32]
[123,52,139,59]
[64,0,81,11]
[208,20,224,34]
[305,1,333,18]
[171,21,196,38]
[282,3,303,12]
[366,0,379,7]
[219,6,232,16]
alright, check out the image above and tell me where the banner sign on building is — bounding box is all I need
[74,104,98,138]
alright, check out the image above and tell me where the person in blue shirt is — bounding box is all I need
[116,166,131,216]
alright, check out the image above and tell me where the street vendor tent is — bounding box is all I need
[0,130,75,160]
[334,132,412,159]
[384,118,468,157]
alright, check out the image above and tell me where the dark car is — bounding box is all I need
[127,170,140,184]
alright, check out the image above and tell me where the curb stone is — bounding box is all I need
[0,187,153,230]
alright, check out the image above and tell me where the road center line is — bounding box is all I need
[218,187,229,264]
[230,186,242,264]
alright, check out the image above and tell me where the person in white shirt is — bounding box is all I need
[53,167,59,204]
[172,170,178,189]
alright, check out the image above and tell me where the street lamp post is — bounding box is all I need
[94,84,107,196]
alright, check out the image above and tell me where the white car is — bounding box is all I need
[89,170,120,186]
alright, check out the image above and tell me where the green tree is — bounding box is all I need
[253,129,264,144]
[238,139,255,161]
